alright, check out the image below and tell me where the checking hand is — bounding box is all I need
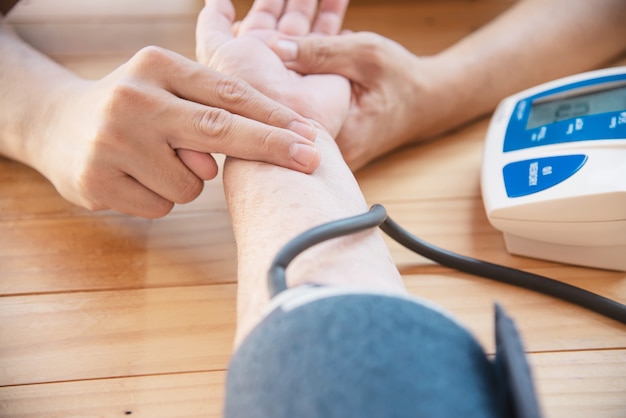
[271,31,442,170]
[269,0,626,170]
[0,25,319,218]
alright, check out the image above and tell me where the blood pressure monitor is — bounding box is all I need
[481,66,626,271]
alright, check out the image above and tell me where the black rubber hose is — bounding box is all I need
[268,204,626,324]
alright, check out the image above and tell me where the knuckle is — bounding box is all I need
[304,41,332,69]
[355,31,385,49]
[102,80,148,119]
[145,200,175,219]
[172,172,204,204]
[354,32,388,75]
[264,105,285,126]
[356,31,381,43]
[214,76,251,106]
[193,107,232,140]
[71,169,105,212]
[259,129,280,155]
[130,45,171,71]
[357,32,386,55]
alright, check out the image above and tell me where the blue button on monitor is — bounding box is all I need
[503,154,588,198]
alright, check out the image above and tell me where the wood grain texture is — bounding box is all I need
[0,372,226,418]
[1,0,625,417]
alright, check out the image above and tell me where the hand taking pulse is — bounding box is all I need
[0,22,319,218]
[269,0,626,170]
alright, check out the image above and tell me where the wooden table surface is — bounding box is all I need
[1,1,625,417]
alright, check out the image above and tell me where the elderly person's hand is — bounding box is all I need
[195,0,350,138]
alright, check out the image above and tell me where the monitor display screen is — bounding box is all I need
[526,85,626,130]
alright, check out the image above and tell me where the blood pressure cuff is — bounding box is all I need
[223,286,541,418]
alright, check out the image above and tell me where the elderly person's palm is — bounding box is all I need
[196,0,350,137]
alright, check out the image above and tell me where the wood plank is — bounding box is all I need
[532,349,626,418]
[343,0,515,55]
[10,22,198,58]
[5,1,515,59]
[8,168,623,296]
[0,286,236,386]
[404,273,626,354]
[4,0,511,22]
[0,212,237,295]
[6,0,203,21]
[357,119,488,202]
[0,349,623,418]
[0,371,226,418]
[1,273,624,387]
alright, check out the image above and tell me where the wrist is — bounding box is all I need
[0,27,86,172]
[226,127,405,342]
[225,125,404,330]
[406,54,482,141]
[20,77,88,175]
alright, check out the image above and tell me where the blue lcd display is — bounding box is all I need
[503,74,626,152]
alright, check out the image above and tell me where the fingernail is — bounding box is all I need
[290,142,319,169]
[275,39,298,62]
[288,120,316,141]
